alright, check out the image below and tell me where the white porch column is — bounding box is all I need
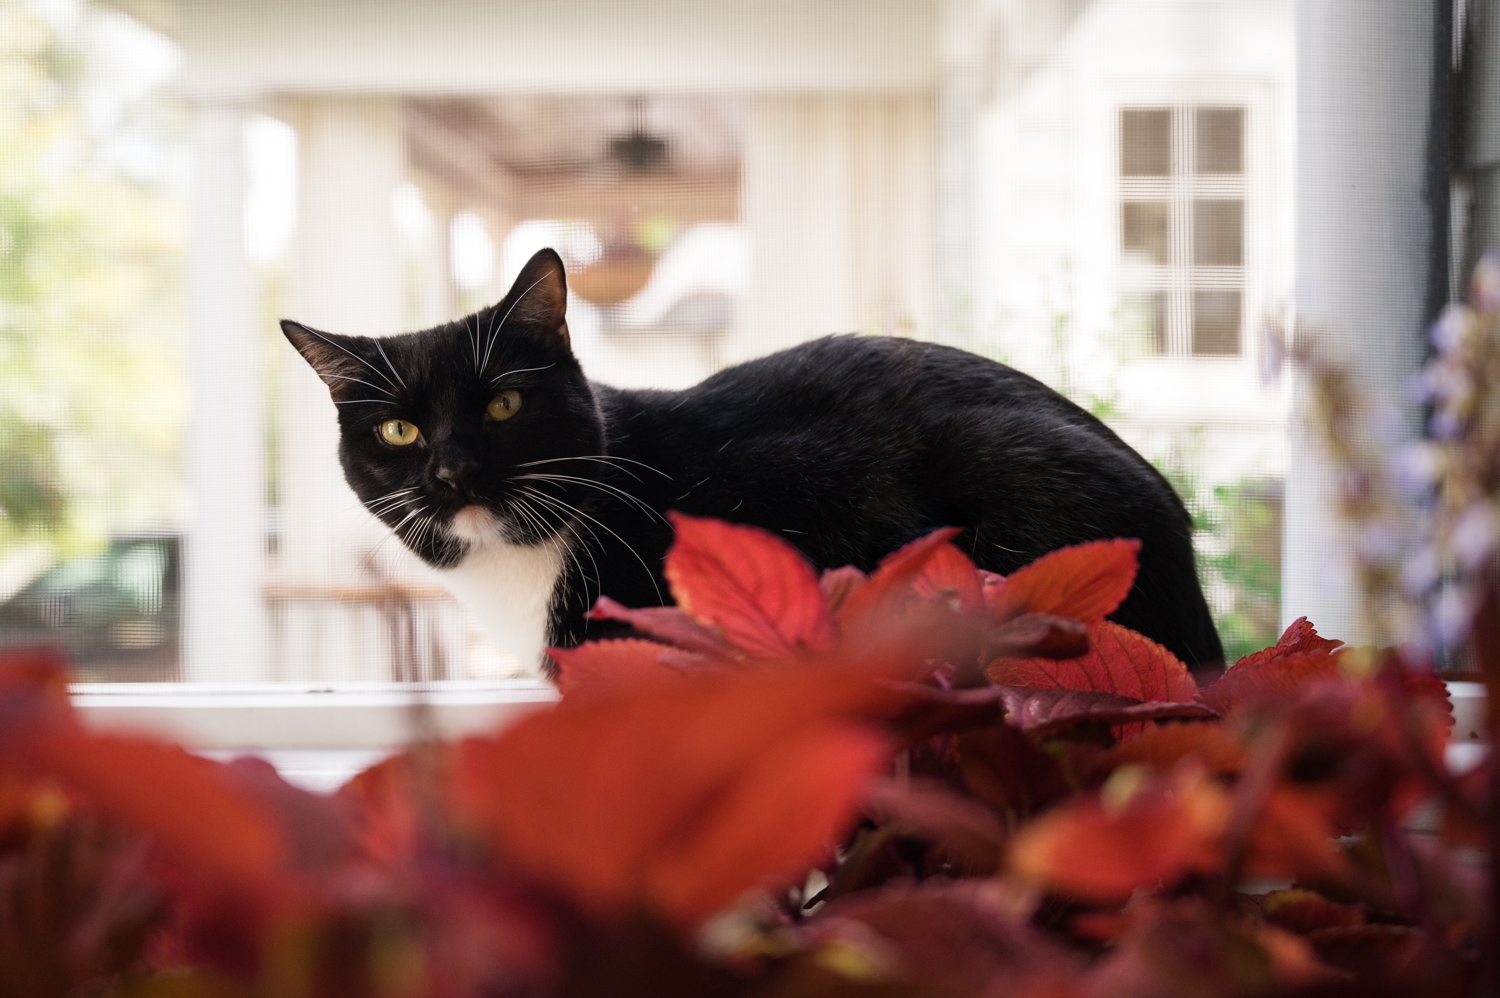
[935,0,981,347]
[416,181,459,327]
[739,95,935,362]
[184,99,267,682]
[1284,1,1440,644]
[277,96,406,678]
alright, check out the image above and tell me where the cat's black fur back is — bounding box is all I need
[284,249,1223,669]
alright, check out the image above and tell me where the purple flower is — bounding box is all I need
[1471,252,1500,313]
[1452,502,1500,573]
[1432,583,1476,646]
[1392,442,1441,495]
[1429,304,1472,354]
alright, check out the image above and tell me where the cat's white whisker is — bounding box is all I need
[511,491,602,604]
[482,272,549,373]
[513,472,665,523]
[373,339,407,390]
[323,374,395,398]
[516,484,663,603]
[488,363,556,386]
[302,326,401,391]
[514,454,671,480]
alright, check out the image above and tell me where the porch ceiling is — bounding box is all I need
[403,94,742,222]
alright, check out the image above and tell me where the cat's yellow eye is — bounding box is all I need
[380,418,420,446]
[487,390,522,421]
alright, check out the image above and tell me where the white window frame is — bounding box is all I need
[1091,77,1282,373]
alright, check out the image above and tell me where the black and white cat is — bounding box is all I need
[283,248,1223,674]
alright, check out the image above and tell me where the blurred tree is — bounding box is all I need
[0,0,186,554]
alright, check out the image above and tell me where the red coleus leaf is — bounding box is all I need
[454,669,898,928]
[990,539,1140,624]
[1243,786,1349,881]
[818,565,868,614]
[835,527,963,631]
[1233,616,1344,671]
[955,724,1071,818]
[861,778,1008,876]
[0,646,77,729]
[986,613,1091,660]
[991,686,1218,740]
[644,724,888,923]
[551,639,688,700]
[809,882,1081,996]
[21,732,284,888]
[1096,721,1245,779]
[912,542,984,612]
[587,596,739,657]
[1196,651,1341,716]
[986,621,1198,704]
[1008,764,1229,903]
[663,513,837,658]
[1261,889,1365,934]
[336,746,457,867]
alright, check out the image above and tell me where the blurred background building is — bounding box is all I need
[0,0,1486,682]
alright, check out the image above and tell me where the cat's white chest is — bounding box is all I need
[436,537,566,674]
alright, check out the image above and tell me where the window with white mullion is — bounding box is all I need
[1118,103,1248,358]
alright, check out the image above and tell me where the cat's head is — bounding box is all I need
[282,248,604,567]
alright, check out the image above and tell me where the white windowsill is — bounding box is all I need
[70,680,559,752]
[65,680,1487,793]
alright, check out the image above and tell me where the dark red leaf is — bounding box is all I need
[1196,651,1341,715]
[1096,722,1244,779]
[987,621,1198,704]
[587,596,739,657]
[955,724,1071,818]
[992,686,1219,739]
[991,539,1140,624]
[663,513,836,658]
[0,646,76,730]
[1243,786,1348,881]
[222,756,352,871]
[1081,899,1333,996]
[861,778,1007,875]
[808,882,1081,995]
[986,612,1091,660]
[1232,616,1343,672]
[1305,924,1424,979]
[1261,889,1365,933]
[337,746,456,868]
[883,683,1008,742]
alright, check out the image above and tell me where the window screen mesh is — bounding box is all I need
[2,0,1308,680]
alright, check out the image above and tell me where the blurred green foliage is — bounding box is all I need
[0,1,186,555]
[1156,441,1283,664]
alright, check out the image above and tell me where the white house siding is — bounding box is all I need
[973,0,1296,491]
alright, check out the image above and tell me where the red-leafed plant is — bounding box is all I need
[0,512,1486,998]
[6,257,1500,998]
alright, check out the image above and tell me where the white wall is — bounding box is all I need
[972,0,1296,487]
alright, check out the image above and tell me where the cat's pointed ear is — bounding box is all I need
[501,248,570,346]
[280,320,375,397]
